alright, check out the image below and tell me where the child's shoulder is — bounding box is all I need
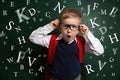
[76,35,85,43]
[51,34,59,39]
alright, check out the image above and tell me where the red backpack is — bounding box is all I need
[45,34,85,80]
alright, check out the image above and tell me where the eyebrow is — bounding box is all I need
[60,23,80,26]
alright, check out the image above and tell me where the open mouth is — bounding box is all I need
[67,35,71,38]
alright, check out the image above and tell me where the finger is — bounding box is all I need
[53,20,60,27]
[53,22,57,27]
[55,19,60,24]
[80,24,88,31]
[79,24,85,27]
[79,25,84,32]
[79,27,84,33]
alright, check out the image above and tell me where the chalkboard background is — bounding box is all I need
[0,0,120,80]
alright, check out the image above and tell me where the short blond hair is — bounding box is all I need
[59,8,82,23]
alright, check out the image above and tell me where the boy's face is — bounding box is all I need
[59,18,81,43]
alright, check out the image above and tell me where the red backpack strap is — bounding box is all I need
[76,36,85,64]
[47,34,58,64]
[45,34,58,80]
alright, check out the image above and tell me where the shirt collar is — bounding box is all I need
[56,33,77,44]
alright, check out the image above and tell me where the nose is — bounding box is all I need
[67,28,72,33]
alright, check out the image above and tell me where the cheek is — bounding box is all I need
[60,28,66,33]
[62,31,68,36]
[73,31,79,35]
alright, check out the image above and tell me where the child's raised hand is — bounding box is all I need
[50,19,60,29]
[79,24,89,35]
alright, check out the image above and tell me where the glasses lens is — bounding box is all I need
[61,23,79,31]
[71,25,78,30]
[65,25,78,30]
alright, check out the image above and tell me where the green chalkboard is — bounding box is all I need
[0,0,120,80]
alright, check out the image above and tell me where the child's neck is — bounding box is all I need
[63,38,75,44]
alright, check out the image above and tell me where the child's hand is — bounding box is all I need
[79,24,89,35]
[50,19,60,29]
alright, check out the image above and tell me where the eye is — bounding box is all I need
[71,25,77,28]
[72,25,77,28]
[64,24,70,28]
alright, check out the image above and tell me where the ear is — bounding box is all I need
[76,28,79,34]
[58,24,61,31]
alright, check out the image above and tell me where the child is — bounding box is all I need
[29,8,104,80]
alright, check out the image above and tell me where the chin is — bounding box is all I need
[66,39,73,43]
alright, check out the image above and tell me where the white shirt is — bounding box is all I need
[29,24,104,56]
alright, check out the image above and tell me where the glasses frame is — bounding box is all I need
[60,23,80,31]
